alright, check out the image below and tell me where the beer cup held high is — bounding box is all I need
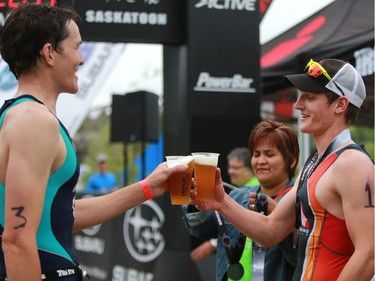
[191,153,220,201]
[166,156,194,205]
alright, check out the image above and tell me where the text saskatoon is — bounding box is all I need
[85,10,167,25]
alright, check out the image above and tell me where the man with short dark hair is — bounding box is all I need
[0,4,186,280]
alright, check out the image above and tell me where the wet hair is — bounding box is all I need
[227,147,252,169]
[248,119,300,178]
[0,4,78,79]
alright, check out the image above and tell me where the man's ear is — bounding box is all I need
[39,43,55,66]
[335,96,349,114]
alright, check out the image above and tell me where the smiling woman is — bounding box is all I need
[183,119,300,281]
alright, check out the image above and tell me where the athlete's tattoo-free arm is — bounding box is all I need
[73,162,187,232]
[2,105,61,281]
[195,168,298,248]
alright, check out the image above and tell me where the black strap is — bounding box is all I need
[214,211,245,263]
[0,95,43,118]
[295,143,373,228]
[215,211,245,281]
[336,143,373,162]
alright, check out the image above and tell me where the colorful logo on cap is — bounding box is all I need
[305,59,332,81]
[308,64,323,78]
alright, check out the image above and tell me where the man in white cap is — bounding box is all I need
[194,59,374,280]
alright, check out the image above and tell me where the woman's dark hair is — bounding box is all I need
[248,119,300,178]
[0,4,78,79]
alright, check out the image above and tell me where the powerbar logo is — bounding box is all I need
[194,72,256,93]
[195,0,256,11]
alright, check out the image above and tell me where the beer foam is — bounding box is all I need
[192,154,219,166]
[166,155,194,168]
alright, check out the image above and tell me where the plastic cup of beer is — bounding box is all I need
[166,155,194,205]
[191,152,220,201]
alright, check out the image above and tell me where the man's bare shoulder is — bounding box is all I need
[334,146,373,171]
[329,146,374,192]
[1,101,61,154]
[3,101,59,133]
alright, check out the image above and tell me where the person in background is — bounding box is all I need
[190,147,259,263]
[85,154,119,194]
[184,120,299,281]
[194,59,374,280]
[0,4,187,280]
[227,147,259,188]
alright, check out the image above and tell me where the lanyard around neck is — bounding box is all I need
[295,129,351,229]
[300,129,351,183]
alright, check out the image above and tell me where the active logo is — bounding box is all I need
[195,0,256,11]
[194,72,256,93]
[123,200,165,263]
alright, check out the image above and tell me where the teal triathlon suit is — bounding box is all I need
[0,95,82,280]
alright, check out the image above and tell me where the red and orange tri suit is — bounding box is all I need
[293,146,362,281]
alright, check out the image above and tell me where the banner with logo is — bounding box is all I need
[188,0,260,118]
[0,42,126,137]
[56,42,126,136]
[75,0,186,44]
[74,193,195,281]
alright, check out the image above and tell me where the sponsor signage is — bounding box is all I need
[75,0,186,44]
[74,194,168,281]
[188,0,261,117]
[56,42,126,137]
[0,1,186,44]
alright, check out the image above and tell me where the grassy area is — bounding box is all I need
[350,125,374,159]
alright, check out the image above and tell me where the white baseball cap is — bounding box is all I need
[284,58,366,108]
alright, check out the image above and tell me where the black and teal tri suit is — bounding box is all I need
[0,95,82,280]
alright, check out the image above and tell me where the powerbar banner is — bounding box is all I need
[75,0,186,44]
[188,0,261,118]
